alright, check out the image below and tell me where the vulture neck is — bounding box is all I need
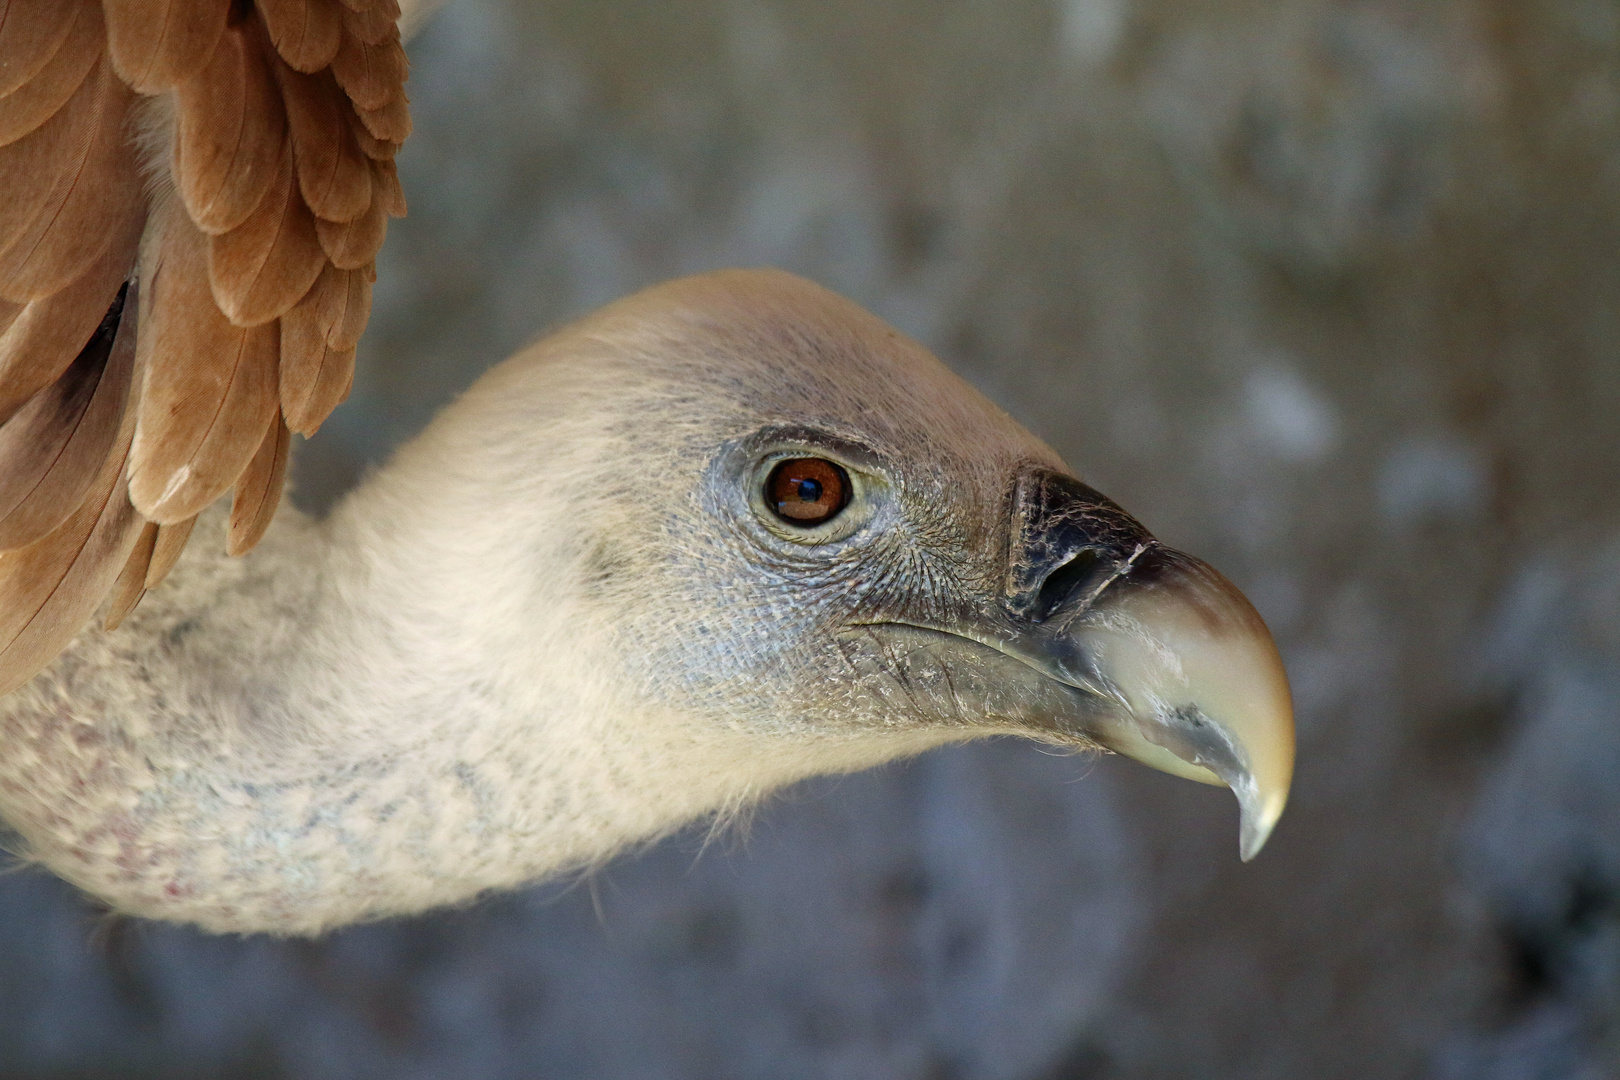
[0,449,876,936]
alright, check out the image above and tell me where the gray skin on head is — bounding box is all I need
[552,273,1089,748]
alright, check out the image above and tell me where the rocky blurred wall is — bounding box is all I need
[2,0,1619,1076]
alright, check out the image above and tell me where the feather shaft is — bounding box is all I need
[278,329,352,436]
[354,87,408,142]
[0,0,101,147]
[103,0,230,94]
[0,0,78,97]
[314,184,384,268]
[227,408,288,554]
[330,26,404,110]
[209,146,327,325]
[259,0,342,73]
[174,21,288,235]
[104,518,158,630]
[0,58,140,303]
[145,512,196,588]
[130,207,279,523]
[275,60,371,223]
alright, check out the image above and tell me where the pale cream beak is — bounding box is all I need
[1062,547,1295,860]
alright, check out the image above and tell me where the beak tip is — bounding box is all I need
[1237,787,1287,862]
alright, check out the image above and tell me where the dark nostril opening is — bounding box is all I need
[1033,548,1107,622]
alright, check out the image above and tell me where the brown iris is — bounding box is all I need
[767,457,850,525]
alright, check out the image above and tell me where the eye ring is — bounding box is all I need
[766,457,850,527]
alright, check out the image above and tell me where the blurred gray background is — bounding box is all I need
[4,0,1620,1076]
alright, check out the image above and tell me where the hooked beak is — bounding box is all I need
[1003,470,1295,860]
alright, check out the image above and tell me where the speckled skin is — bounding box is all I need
[0,271,1078,935]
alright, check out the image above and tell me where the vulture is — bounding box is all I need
[0,0,1295,936]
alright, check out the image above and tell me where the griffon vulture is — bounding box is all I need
[0,0,1294,935]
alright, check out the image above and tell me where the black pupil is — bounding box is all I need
[794,478,822,501]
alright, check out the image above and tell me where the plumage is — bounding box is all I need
[371,154,405,215]
[0,283,135,550]
[0,0,101,147]
[341,3,400,47]
[0,50,102,274]
[348,111,397,159]
[0,327,142,698]
[313,183,385,268]
[0,221,139,424]
[174,20,289,235]
[208,145,327,325]
[276,61,371,222]
[103,0,229,94]
[144,513,196,589]
[283,260,370,352]
[354,84,408,142]
[0,58,139,303]
[0,0,414,702]
[0,0,79,97]
[278,333,352,434]
[259,0,342,74]
[330,26,404,110]
[226,408,288,555]
[104,518,158,630]
[131,208,280,523]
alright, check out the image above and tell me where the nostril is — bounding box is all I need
[1033,548,1107,622]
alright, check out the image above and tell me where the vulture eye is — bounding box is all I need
[767,458,850,526]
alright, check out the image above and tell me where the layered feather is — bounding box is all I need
[0,214,140,423]
[130,205,280,523]
[0,0,410,693]
[0,302,144,697]
[0,283,135,549]
[104,518,158,630]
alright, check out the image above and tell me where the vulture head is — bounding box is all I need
[355,269,1293,862]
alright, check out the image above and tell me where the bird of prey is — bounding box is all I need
[0,0,1294,935]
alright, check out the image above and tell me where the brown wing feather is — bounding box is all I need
[0,327,143,698]
[0,0,79,97]
[0,0,101,147]
[174,20,289,235]
[276,60,371,222]
[130,205,279,523]
[0,0,411,689]
[227,407,288,554]
[145,512,196,588]
[104,517,158,630]
[314,185,385,268]
[0,216,140,424]
[371,154,405,215]
[208,144,327,325]
[341,3,397,47]
[0,283,135,550]
[103,0,229,95]
[0,58,140,303]
[279,333,353,435]
[348,107,397,159]
[259,0,342,73]
[0,48,101,265]
[354,85,408,142]
[330,24,403,110]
